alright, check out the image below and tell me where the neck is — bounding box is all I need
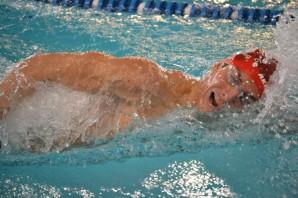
[167,71,208,110]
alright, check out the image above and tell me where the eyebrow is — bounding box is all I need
[221,63,230,68]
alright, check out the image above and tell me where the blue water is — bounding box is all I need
[0,0,298,197]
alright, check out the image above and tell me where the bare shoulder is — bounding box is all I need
[120,55,162,68]
[22,51,113,64]
[14,51,168,86]
[21,51,158,69]
[114,55,168,77]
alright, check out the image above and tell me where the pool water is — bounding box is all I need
[0,0,298,197]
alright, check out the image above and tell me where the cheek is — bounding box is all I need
[242,81,260,99]
[228,98,243,109]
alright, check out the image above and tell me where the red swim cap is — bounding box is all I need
[222,49,277,96]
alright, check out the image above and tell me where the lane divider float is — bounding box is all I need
[35,0,283,25]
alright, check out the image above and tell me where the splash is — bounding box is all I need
[0,82,131,153]
[256,10,298,129]
[0,83,91,152]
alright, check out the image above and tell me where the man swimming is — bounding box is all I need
[0,49,277,151]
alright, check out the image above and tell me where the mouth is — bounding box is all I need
[209,91,218,107]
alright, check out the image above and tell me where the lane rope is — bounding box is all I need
[35,0,283,25]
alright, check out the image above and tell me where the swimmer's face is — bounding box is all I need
[199,62,260,112]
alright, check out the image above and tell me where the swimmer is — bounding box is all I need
[0,49,277,150]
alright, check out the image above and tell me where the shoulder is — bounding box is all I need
[116,56,168,76]
[23,51,113,63]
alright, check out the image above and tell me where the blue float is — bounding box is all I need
[211,6,220,19]
[199,4,211,17]
[259,9,270,24]
[84,0,92,8]
[74,0,81,7]
[106,0,116,11]
[189,4,198,17]
[144,0,154,13]
[98,0,109,9]
[62,0,72,7]
[175,2,187,16]
[118,0,130,11]
[237,7,249,20]
[128,0,140,12]
[153,1,167,14]
[223,6,233,19]
[165,1,176,15]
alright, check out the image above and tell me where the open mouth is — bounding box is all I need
[209,91,218,107]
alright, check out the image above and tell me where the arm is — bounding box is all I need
[0,52,112,117]
[0,52,199,151]
[0,52,194,120]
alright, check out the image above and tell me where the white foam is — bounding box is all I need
[0,81,131,152]
[256,12,298,122]
[0,83,91,152]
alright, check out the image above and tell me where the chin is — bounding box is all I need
[196,98,220,113]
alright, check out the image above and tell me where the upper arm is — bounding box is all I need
[18,52,111,92]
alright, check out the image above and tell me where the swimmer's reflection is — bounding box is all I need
[0,49,277,151]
